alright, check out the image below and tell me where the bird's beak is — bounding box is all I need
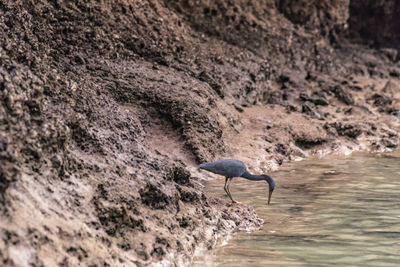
[267,189,273,205]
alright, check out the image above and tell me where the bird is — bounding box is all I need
[199,159,275,205]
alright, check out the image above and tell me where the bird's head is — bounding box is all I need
[261,175,275,205]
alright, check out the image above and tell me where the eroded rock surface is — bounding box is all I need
[1,0,400,266]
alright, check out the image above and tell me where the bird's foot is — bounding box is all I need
[228,201,242,206]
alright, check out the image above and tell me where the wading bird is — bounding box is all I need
[199,159,275,205]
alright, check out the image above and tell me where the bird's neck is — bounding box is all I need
[241,171,265,181]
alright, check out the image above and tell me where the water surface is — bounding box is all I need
[194,152,400,266]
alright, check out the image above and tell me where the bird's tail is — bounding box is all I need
[199,163,207,169]
[199,162,212,171]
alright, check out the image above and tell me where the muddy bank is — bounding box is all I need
[1,0,400,266]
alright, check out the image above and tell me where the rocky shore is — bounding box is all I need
[1,0,399,266]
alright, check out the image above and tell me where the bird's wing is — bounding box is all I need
[199,159,247,177]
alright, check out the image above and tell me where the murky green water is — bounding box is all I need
[194,152,400,267]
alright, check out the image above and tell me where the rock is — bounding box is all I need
[312,95,329,106]
[176,185,202,204]
[379,48,398,62]
[198,70,224,98]
[389,68,400,78]
[1,0,400,266]
[302,101,315,113]
[299,92,329,106]
[324,122,362,138]
[266,91,284,105]
[233,104,244,113]
[285,104,298,112]
[278,0,348,33]
[348,84,363,91]
[278,69,307,91]
[168,166,191,185]
[382,79,400,95]
[74,54,86,65]
[387,107,400,117]
[381,137,398,148]
[294,137,326,149]
[330,84,355,105]
[139,183,175,209]
[302,101,325,120]
[349,1,400,51]
[370,93,392,107]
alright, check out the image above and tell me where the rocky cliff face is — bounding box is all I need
[349,0,400,52]
[1,0,399,266]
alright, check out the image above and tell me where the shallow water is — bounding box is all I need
[193,151,400,267]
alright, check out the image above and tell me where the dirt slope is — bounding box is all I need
[1,0,400,266]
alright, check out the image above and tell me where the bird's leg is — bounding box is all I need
[226,177,241,205]
[224,177,229,197]
[224,177,235,203]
